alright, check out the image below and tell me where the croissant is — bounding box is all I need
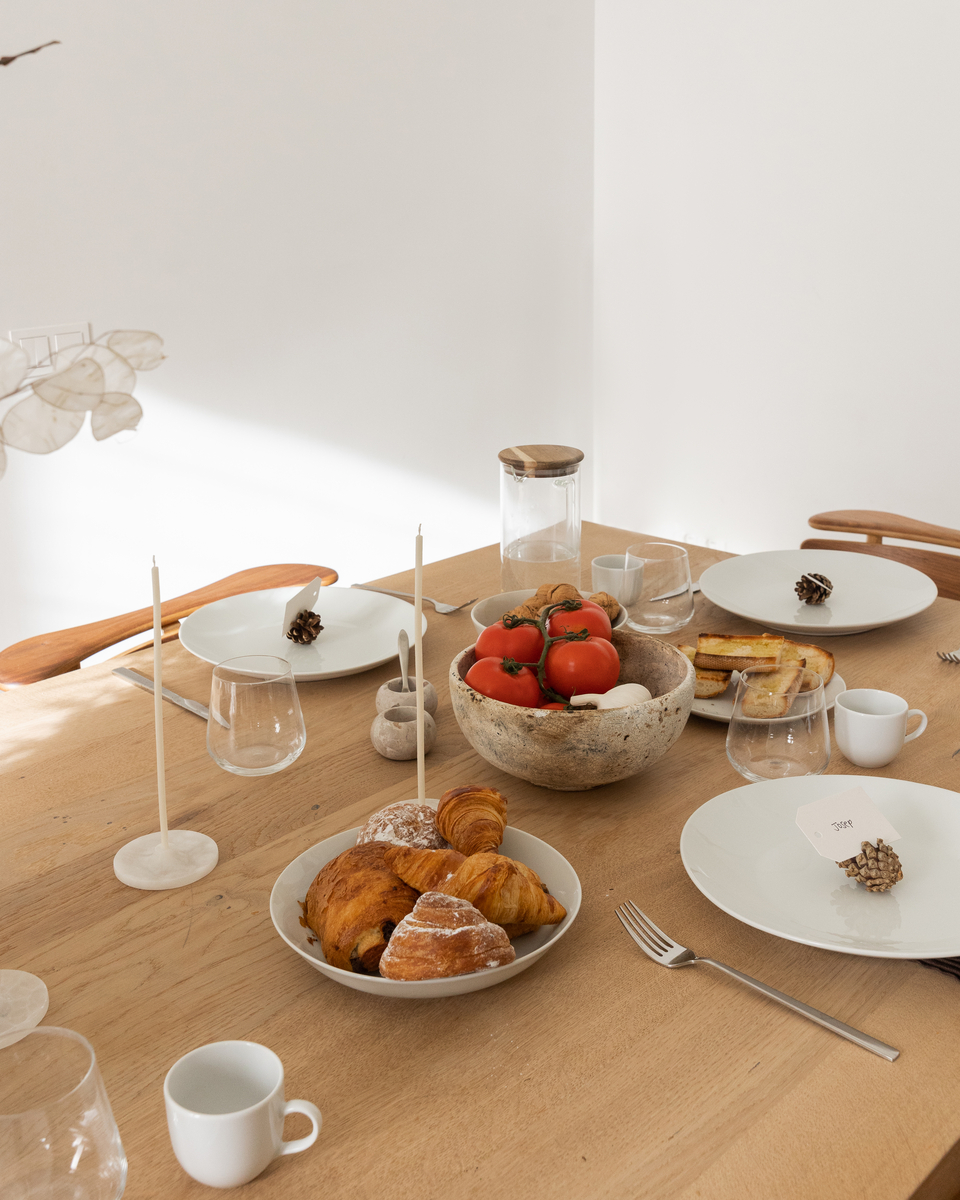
[378,892,515,980]
[436,785,507,856]
[304,842,418,974]
[383,846,466,892]
[438,852,566,928]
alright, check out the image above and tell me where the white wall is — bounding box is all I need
[0,1,594,649]
[594,1,959,554]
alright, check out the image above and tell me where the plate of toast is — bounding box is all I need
[698,550,937,635]
[679,633,844,722]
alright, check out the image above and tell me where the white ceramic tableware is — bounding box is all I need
[725,667,830,782]
[470,589,626,636]
[698,550,938,636]
[623,543,695,634]
[0,1027,127,1199]
[180,586,427,681]
[207,656,306,776]
[270,805,581,998]
[691,671,846,723]
[590,554,644,606]
[834,689,928,768]
[680,774,960,958]
[164,1041,321,1189]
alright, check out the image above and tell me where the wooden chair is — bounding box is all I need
[0,563,338,686]
[802,511,960,601]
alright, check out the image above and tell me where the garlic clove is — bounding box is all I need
[567,683,652,710]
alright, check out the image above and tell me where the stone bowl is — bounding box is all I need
[449,628,696,790]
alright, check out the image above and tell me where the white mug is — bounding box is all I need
[164,1041,321,1188]
[591,554,644,606]
[834,689,928,769]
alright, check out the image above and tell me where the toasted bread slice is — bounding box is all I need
[739,665,803,718]
[766,636,835,690]
[679,644,732,699]
[695,632,784,672]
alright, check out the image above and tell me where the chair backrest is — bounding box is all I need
[801,510,960,602]
[0,563,338,686]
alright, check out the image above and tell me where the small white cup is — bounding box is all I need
[164,1041,321,1188]
[834,689,928,769]
[591,554,644,606]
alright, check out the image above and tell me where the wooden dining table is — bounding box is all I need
[4,520,960,1200]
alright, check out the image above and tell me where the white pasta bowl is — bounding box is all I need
[270,813,581,999]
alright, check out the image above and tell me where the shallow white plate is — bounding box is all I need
[471,589,627,636]
[179,586,426,681]
[270,809,581,998]
[691,672,846,723]
[698,550,937,636]
[680,775,960,958]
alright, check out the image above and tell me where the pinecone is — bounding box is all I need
[285,609,324,645]
[795,573,833,605]
[837,838,903,893]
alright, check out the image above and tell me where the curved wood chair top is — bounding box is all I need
[803,510,960,602]
[0,563,338,686]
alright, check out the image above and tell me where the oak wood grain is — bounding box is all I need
[3,523,960,1200]
[0,563,338,685]
[808,510,960,550]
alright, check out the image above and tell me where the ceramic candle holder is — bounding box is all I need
[370,706,437,760]
[375,677,438,716]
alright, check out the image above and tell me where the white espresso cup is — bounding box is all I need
[834,689,928,769]
[164,1041,321,1188]
[591,554,644,605]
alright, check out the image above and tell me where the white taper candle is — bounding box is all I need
[414,527,425,802]
[152,557,169,848]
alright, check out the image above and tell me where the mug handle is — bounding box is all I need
[904,709,928,743]
[278,1100,322,1156]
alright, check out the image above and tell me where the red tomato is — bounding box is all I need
[475,619,544,663]
[544,637,620,699]
[465,657,544,708]
[539,701,568,710]
[546,599,612,642]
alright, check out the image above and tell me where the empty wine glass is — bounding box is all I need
[0,1026,127,1199]
[207,656,306,776]
[726,666,830,782]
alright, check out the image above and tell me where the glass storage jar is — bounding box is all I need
[498,444,583,592]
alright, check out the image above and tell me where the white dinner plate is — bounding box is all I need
[698,550,937,636]
[680,775,960,958]
[179,586,426,681]
[691,672,846,723]
[270,808,581,998]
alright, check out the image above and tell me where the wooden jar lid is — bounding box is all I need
[497,445,584,474]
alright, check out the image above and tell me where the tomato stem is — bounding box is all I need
[501,599,592,704]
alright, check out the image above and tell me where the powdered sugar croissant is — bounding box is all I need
[378,892,516,980]
[438,852,566,928]
[436,785,507,856]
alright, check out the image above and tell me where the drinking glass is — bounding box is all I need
[0,1026,127,1199]
[624,543,695,634]
[726,667,830,782]
[207,656,306,776]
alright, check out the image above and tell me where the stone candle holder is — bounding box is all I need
[370,706,437,760]
[375,677,439,716]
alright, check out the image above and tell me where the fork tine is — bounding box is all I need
[623,900,675,952]
[615,906,661,959]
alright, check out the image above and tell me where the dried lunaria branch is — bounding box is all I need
[0,331,163,480]
[0,41,61,67]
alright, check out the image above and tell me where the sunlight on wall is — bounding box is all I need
[1,388,499,648]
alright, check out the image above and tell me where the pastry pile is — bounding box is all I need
[302,786,566,981]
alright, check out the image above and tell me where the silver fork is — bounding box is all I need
[937,648,960,663]
[616,900,898,1061]
[350,584,477,614]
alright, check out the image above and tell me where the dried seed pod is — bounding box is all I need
[837,838,903,893]
[286,609,324,645]
[795,573,833,605]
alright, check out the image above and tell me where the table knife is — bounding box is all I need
[112,667,209,721]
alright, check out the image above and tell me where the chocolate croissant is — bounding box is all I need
[436,785,507,856]
[438,852,566,928]
[304,842,418,974]
[378,892,515,980]
[383,846,466,892]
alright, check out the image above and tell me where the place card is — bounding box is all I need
[282,578,323,637]
[796,785,901,861]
